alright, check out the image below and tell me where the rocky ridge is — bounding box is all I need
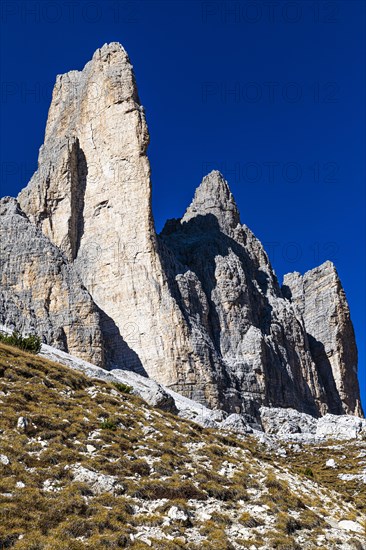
[0,42,363,423]
[2,324,364,446]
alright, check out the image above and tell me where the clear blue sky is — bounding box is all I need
[1,0,365,409]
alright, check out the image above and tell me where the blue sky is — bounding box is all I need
[0,0,365,408]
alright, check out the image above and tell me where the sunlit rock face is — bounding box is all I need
[0,197,104,366]
[6,42,362,421]
[283,263,363,417]
[17,42,222,406]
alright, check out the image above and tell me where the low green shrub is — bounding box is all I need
[100,419,118,431]
[113,382,133,394]
[0,331,42,354]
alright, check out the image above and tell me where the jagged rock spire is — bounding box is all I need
[182,171,241,234]
[283,261,363,417]
[15,42,224,399]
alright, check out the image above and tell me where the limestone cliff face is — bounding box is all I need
[1,42,361,421]
[160,171,335,419]
[17,42,223,406]
[283,263,363,417]
[0,197,104,365]
[18,43,151,263]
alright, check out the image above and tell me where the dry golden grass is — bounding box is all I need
[0,341,365,549]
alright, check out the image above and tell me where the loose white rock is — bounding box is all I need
[167,506,189,522]
[71,464,124,495]
[338,520,364,533]
[316,415,366,440]
[17,416,32,432]
[0,454,10,465]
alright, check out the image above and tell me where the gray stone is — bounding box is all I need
[111,369,178,414]
[0,454,10,465]
[260,407,317,435]
[71,464,124,495]
[181,170,241,233]
[220,413,253,434]
[0,198,104,366]
[16,416,32,433]
[316,414,366,439]
[160,170,359,420]
[338,520,364,533]
[167,506,189,522]
[338,472,366,483]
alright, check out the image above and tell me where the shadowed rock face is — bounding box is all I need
[1,42,362,421]
[159,172,359,419]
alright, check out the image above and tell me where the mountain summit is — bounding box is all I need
[0,43,363,422]
[182,170,241,233]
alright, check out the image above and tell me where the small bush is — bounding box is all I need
[266,473,286,490]
[277,512,301,535]
[268,534,302,550]
[129,459,151,477]
[113,382,132,394]
[202,481,248,502]
[0,529,20,549]
[239,511,260,528]
[303,467,314,478]
[0,331,42,354]
[132,480,206,500]
[298,509,323,530]
[263,474,305,511]
[100,420,117,431]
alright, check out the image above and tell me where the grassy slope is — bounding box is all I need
[0,342,365,550]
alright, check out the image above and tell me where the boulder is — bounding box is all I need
[316,414,366,440]
[71,464,124,495]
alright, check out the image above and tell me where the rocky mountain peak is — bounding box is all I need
[45,41,140,143]
[92,41,127,59]
[283,261,363,417]
[1,43,363,424]
[181,170,241,233]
